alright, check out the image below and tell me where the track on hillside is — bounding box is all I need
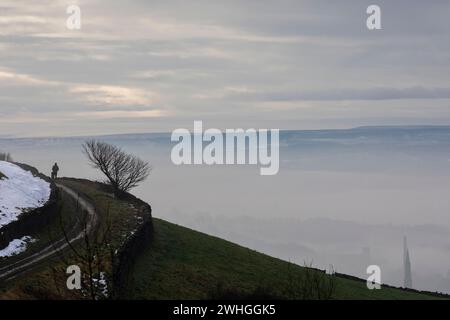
[0,183,97,283]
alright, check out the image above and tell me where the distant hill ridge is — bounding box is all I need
[4,124,450,141]
[353,125,450,130]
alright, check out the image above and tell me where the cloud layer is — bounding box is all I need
[1,0,450,137]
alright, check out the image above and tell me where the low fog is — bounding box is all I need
[1,126,450,294]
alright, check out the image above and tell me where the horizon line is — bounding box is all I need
[2,124,450,140]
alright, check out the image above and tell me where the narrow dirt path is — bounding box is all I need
[0,183,97,282]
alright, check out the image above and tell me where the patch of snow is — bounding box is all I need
[0,161,51,228]
[92,272,109,298]
[0,236,36,258]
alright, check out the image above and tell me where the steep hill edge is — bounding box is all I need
[60,179,448,300]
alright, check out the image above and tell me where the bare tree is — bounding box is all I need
[82,140,151,197]
[51,198,115,300]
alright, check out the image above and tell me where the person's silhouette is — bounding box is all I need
[51,162,59,180]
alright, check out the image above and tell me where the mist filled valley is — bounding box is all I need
[2,125,450,294]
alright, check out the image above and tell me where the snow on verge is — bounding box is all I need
[0,161,51,228]
[0,236,36,258]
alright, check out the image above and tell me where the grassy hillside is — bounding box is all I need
[121,218,443,300]
[6,178,441,300]
[60,179,445,300]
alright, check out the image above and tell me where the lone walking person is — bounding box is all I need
[51,162,59,180]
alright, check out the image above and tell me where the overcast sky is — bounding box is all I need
[1,0,450,137]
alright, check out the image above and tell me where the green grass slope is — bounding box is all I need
[56,179,445,300]
[123,218,443,300]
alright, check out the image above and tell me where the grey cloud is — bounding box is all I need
[226,86,450,102]
[1,0,450,136]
